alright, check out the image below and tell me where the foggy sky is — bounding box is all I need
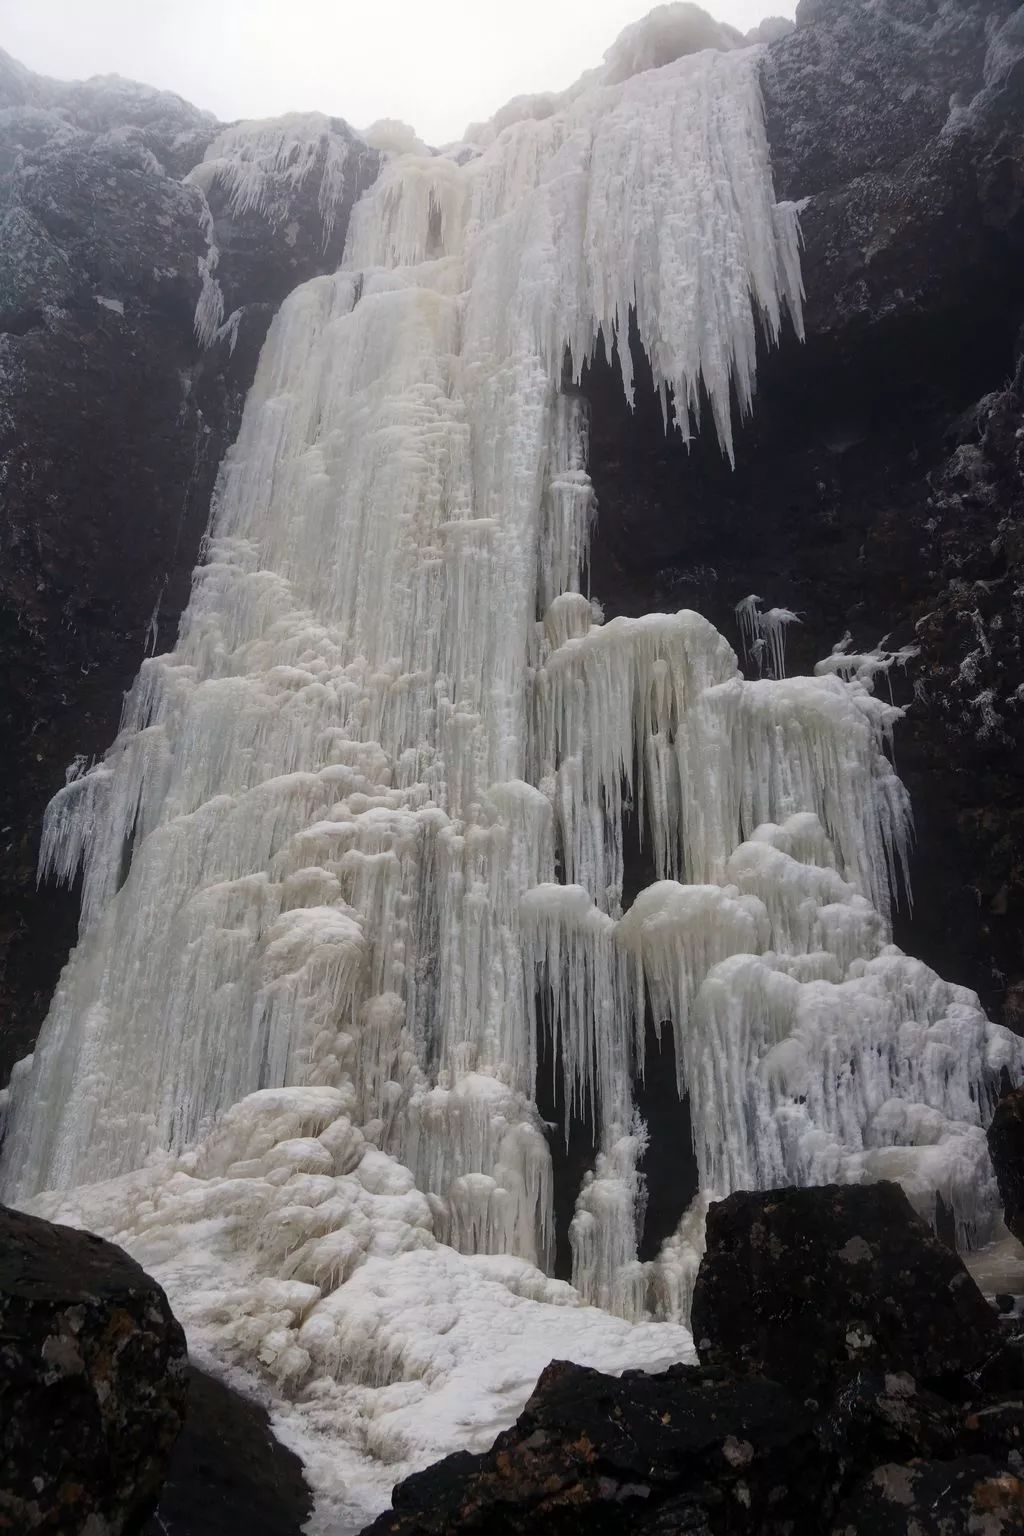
[0,0,795,145]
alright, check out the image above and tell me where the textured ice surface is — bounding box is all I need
[28,1085,693,1531]
[4,12,1021,1527]
[189,113,357,238]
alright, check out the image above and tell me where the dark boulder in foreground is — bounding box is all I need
[691,1184,1002,1398]
[0,1203,187,1534]
[365,1184,1024,1535]
[988,1087,1024,1244]
[380,1364,820,1536]
[143,1366,312,1536]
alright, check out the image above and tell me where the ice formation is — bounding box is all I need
[187,112,377,345]
[3,11,1021,1526]
[28,1086,692,1532]
[189,113,359,237]
[735,592,801,677]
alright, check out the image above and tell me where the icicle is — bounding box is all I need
[188,113,359,244]
[192,191,225,348]
[681,946,1016,1247]
[735,593,801,678]
[346,45,804,463]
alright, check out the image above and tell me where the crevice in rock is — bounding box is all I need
[535,1025,599,1282]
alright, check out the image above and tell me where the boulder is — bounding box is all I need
[830,1456,1024,1534]
[988,1087,1024,1242]
[367,1361,820,1535]
[690,1184,1002,1398]
[0,1203,187,1534]
[143,1367,311,1536]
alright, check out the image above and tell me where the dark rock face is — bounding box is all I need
[143,1367,312,1536]
[832,1456,1024,1534]
[0,58,378,1084]
[371,1362,820,1535]
[586,0,1024,1066]
[196,120,379,319]
[989,1087,1024,1241]
[690,1185,1002,1397]
[0,1202,187,1534]
[366,1184,1024,1536]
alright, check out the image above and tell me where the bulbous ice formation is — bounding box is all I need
[2,22,1019,1527]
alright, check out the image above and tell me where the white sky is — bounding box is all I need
[0,0,794,145]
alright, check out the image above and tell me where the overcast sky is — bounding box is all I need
[1,1,794,144]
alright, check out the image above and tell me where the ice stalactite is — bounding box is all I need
[192,193,225,348]
[186,113,380,346]
[735,592,801,678]
[3,14,1021,1527]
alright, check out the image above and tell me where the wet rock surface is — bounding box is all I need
[0,1202,187,1534]
[365,1184,1024,1536]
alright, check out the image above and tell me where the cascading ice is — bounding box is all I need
[3,13,1020,1527]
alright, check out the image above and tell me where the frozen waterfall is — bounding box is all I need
[2,22,1020,1531]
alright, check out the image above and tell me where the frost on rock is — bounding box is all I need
[602,2,745,83]
[188,113,357,240]
[361,119,431,158]
[186,111,375,345]
[3,15,1021,1525]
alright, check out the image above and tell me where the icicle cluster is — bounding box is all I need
[187,112,377,345]
[735,592,801,677]
[189,113,357,238]
[3,19,1020,1527]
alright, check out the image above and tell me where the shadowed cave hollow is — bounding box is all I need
[535,993,697,1280]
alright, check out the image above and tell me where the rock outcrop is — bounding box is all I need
[0,1203,187,1534]
[691,1184,1001,1396]
[364,1185,1024,1536]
